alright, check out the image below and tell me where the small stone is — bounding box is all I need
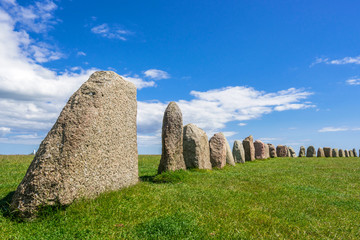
[209,133,227,168]
[317,148,325,157]
[332,148,339,157]
[243,135,255,161]
[276,145,288,157]
[232,140,245,163]
[268,144,277,158]
[323,147,332,158]
[306,146,316,157]
[254,140,267,159]
[299,146,306,157]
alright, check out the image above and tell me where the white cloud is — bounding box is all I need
[0,127,11,136]
[318,127,360,132]
[144,69,170,80]
[258,137,279,142]
[91,23,131,40]
[346,78,360,85]
[238,123,247,126]
[77,51,86,56]
[122,75,155,89]
[311,56,360,66]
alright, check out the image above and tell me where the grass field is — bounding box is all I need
[1,155,360,239]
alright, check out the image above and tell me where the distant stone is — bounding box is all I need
[349,150,354,157]
[254,140,267,159]
[158,102,186,173]
[183,123,212,170]
[345,150,349,157]
[224,135,235,166]
[332,148,339,157]
[323,147,332,158]
[299,146,306,157]
[232,140,245,163]
[264,143,270,159]
[268,144,277,158]
[353,148,358,157]
[243,135,255,161]
[339,149,344,157]
[317,148,325,157]
[11,71,138,219]
[276,145,288,157]
[288,147,297,158]
[306,146,316,157]
[209,133,227,168]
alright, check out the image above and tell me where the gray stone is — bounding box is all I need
[243,135,255,161]
[299,146,306,157]
[345,150,349,157]
[353,148,358,157]
[209,133,227,168]
[11,71,138,219]
[306,146,316,157]
[332,148,339,157]
[339,149,344,157]
[254,140,267,159]
[183,124,212,170]
[349,150,354,157]
[232,140,245,163]
[323,147,332,158]
[317,148,325,157]
[276,145,288,157]
[158,102,186,173]
[268,144,277,158]
[264,143,270,159]
[288,147,296,158]
[224,135,235,166]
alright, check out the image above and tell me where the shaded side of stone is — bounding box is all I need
[276,145,288,157]
[288,147,296,158]
[323,147,332,157]
[232,140,245,163]
[332,148,339,157]
[268,144,277,158]
[243,135,255,161]
[353,149,358,157]
[299,146,306,157]
[306,146,316,157]
[339,149,344,157]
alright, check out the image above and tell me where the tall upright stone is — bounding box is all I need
[243,135,255,161]
[232,140,245,163]
[254,140,267,159]
[332,148,339,157]
[345,150,349,157]
[339,149,344,157]
[323,147,332,158]
[209,133,227,168]
[306,146,316,157]
[224,136,235,166]
[288,147,297,158]
[183,124,212,170]
[264,143,270,159]
[353,148,358,157]
[158,102,186,173]
[268,144,277,158]
[11,71,138,219]
[317,148,325,157]
[276,145,288,157]
[299,146,306,157]
[349,150,354,157]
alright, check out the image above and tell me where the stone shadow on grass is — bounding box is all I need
[0,191,15,219]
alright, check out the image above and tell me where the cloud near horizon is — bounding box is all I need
[318,127,360,132]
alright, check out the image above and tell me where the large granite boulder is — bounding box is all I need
[224,136,235,166]
[332,148,339,157]
[264,144,270,159]
[209,133,227,168]
[299,146,306,157]
[268,144,277,158]
[339,149,344,157]
[158,102,186,173]
[288,147,297,158]
[254,140,267,159]
[232,140,245,163]
[243,135,255,161]
[11,71,138,218]
[323,147,332,158]
[276,145,288,157]
[353,148,358,157]
[317,148,325,157]
[306,146,316,157]
[183,124,212,170]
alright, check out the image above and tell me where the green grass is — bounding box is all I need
[1,155,360,239]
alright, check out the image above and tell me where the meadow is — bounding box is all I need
[1,154,360,239]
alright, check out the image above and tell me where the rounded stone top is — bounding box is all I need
[88,71,136,90]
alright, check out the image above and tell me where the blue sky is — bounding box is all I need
[0,0,360,154]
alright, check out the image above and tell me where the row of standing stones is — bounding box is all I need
[9,71,359,219]
[157,101,360,173]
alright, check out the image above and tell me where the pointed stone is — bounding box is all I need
[353,148,358,157]
[288,147,297,158]
[243,135,255,161]
[232,140,245,163]
[299,146,306,157]
[209,133,227,168]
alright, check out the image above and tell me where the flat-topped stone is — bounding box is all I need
[323,147,332,158]
[254,140,267,159]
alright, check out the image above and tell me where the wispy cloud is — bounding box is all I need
[258,137,279,142]
[91,23,131,40]
[144,69,170,80]
[238,123,247,126]
[77,51,86,56]
[318,127,360,132]
[311,56,360,66]
[346,78,360,85]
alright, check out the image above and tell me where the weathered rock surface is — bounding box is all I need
[323,147,332,158]
[254,140,267,159]
[349,150,354,157]
[268,144,277,158]
[299,146,306,157]
[306,146,316,157]
[339,149,344,157]
[276,145,288,157]
[11,71,138,218]
[317,148,325,157]
[183,124,212,170]
[232,140,245,163]
[158,102,186,173]
[353,148,358,157]
[224,136,235,166]
[243,135,255,161]
[288,147,297,158]
[345,150,349,157]
[209,133,227,168]
[332,148,339,157]
[264,143,270,159]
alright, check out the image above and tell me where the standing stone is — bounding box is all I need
[254,140,267,159]
[288,147,297,158]
[243,135,255,161]
[317,148,325,157]
[264,143,270,159]
[268,144,277,158]
[183,124,212,170]
[209,133,227,168]
[353,148,358,157]
[232,140,245,163]
[11,71,138,218]
[306,146,316,157]
[349,150,354,157]
[224,136,235,166]
[339,149,344,157]
[158,102,186,173]
[299,146,306,157]
[276,145,288,157]
[323,147,332,158]
[332,148,339,157]
[345,150,349,157]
